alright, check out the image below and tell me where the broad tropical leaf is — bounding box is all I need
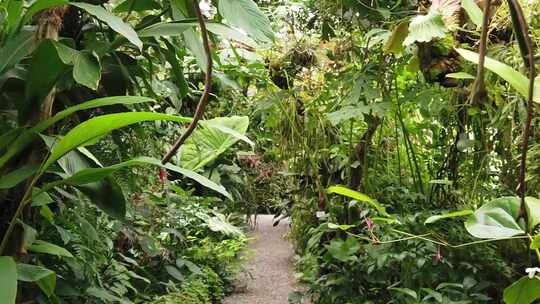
[218,0,274,44]
[41,112,191,172]
[17,264,56,297]
[179,116,251,170]
[72,2,143,49]
[0,256,17,304]
[29,240,73,257]
[456,48,540,103]
[40,157,232,200]
[464,197,524,239]
[0,96,153,171]
[425,210,473,224]
[503,276,540,304]
[327,185,391,218]
[404,11,447,45]
[0,29,34,75]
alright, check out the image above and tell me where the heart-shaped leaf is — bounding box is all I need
[465,197,524,239]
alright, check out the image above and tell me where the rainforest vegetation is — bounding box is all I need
[1,0,540,303]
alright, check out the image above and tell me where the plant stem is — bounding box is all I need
[162,0,213,164]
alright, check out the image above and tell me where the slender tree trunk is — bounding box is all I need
[350,114,381,190]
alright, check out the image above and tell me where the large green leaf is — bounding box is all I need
[456,48,540,103]
[183,28,208,71]
[525,197,540,232]
[503,276,540,304]
[113,0,160,13]
[40,157,232,200]
[72,2,143,49]
[0,256,17,304]
[461,0,483,27]
[17,263,56,297]
[327,185,391,218]
[0,28,34,75]
[29,240,73,257]
[179,116,250,170]
[138,20,196,37]
[403,11,448,45]
[0,96,153,171]
[0,164,39,189]
[140,21,257,47]
[218,0,274,44]
[42,135,127,219]
[464,197,524,239]
[424,210,473,224]
[41,112,191,172]
[325,238,360,263]
[21,39,68,124]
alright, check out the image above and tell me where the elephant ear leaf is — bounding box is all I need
[179,116,251,170]
[464,197,525,239]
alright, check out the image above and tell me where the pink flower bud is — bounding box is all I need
[159,168,167,183]
[365,217,375,232]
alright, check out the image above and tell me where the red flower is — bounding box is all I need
[159,168,167,183]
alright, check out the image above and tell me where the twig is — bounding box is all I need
[511,0,536,218]
[471,0,491,105]
[161,0,213,164]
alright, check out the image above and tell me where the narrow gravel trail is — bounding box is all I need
[223,214,297,304]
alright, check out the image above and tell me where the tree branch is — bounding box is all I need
[161,0,213,164]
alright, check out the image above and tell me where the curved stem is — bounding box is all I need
[161,0,213,164]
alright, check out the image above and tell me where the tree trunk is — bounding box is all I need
[350,115,381,190]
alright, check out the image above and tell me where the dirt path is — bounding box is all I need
[223,214,297,304]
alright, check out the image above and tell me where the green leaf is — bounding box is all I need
[165,265,184,281]
[40,157,232,200]
[465,197,525,239]
[0,164,39,189]
[384,21,409,55]
[138,20,195,37]
[0,96,152,171]
[72,2,143,50]
[41,112,191,172]
[389,287,418,300]
[503,276,540,304]
[531,234,540,250]
[327,185,392,218]
[20,221,37,253]
[162,38,189,100]
[206,213,243,236]
[325,238,360,263]
[525,197,540,232]
[404,11,448,45]
[461,0,483,27]
[446,72,475,79]
[206,23,257,47]
[0,256,17,304]
[42,137,127,219]
[21,39,68,124]
[425,210,473,224]
[327,223,356,231]
[184,28,208,71]
[113,0,160,13]
[28,240,73,257]
[17,264,56,297]
[87,287,122,302]
[456,48,540,103]
[179,116,251,170]
[73,51,101,90]
[0,28,34,75]
[218,0,274,45]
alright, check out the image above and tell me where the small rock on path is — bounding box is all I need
[223,214,297,304]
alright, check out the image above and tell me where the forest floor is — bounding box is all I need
[223,214,300,304]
